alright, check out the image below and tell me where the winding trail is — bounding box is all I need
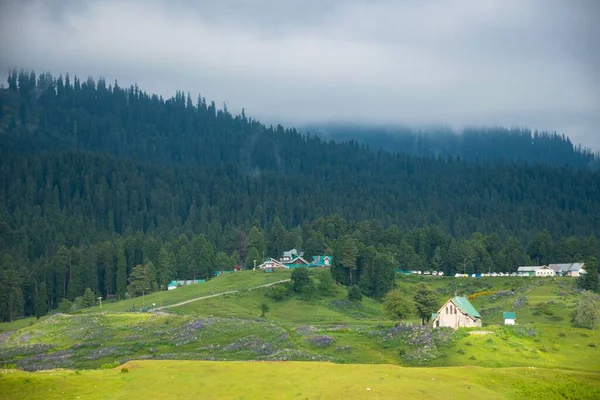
[153,279,290,311]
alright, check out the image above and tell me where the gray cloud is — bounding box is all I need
[1,0,598,148]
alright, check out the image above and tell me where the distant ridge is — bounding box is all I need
[304,123,600,170]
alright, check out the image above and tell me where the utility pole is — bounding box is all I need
[97,297,103,309]
[142,287,149,309]
[253,259,257,271]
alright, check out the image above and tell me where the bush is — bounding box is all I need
[572,292,600,330]
[99,361,120,369]
[260,303,270,317]
[588,342,597,348]
[121,367,129,373]
[457,348,465,355]
[347,285,363,302]
[56,298,73,313]
[318,270,335,296]
[534,302,554,316]
[2,364,17,370]
[469,355,477,360]
[265,285,289,301]
[465,342,472,346]
[558,332,566,337]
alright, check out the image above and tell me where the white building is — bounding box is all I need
[503,312,516,325]
[535,266,556,277]
[548,263,586,277]
[431,296,482,329]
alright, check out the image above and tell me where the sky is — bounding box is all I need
[0,0,599,149]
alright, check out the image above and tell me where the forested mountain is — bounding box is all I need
[306,123,600,169]
[0,69,599,322]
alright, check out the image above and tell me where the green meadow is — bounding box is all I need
[1,360,599,400]
[1,272,599,399]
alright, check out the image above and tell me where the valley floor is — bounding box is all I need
[1,360,599,400]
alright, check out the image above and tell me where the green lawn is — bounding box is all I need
[85,270,291,313]
[1,360,599,400]
[0,316,47,333]
[170,284,387,324]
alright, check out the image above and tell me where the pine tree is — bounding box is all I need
[81,288,96,308]
[339,237,359,284]
[157,248,176,288]
[127,264,152,297]
[578,257,599,293]
[413,283,438,325]
[34,282,48,319]
[268,217,288,258]
[116,244,127,298]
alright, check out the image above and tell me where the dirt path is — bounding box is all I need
[153,279,291,311]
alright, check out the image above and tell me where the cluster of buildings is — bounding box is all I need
[167,279,206,290]
[517,263,586,277]
[257,249,333,271]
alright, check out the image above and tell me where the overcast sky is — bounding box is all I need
[1,0,599,148]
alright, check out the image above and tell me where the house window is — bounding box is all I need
[450,305,453,314]
[446,307,448,314]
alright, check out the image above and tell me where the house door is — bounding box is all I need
[435,321,439,328]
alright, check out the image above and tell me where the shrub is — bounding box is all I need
[99,361,120,369]
[265,285,289,301]
[56,298,73,313]
[534,302,554,316]
[2,364,17,370]
[486,338,493,344]
[457,348,465,355]
[558,332,566,337]
[588,342,597,348]
[347,285,363,302]
[121,367,129,373]
[572,292,600,330]
[465,342,472,346]
[260,303,270,317]
[539,345,548,353]
[469,355,477,360]
[512,295,528,309]
[318,270,335,296]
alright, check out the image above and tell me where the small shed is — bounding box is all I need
[503,311,516,325]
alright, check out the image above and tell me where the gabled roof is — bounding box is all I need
[311,255,332,266]
[259,258,287,268]
[282,248,304,258]
[503,312,516,319]
[284,255,309,266]
[451,296,481,319]
[431,312,438,320]
[517,266,542,272]
[548,263,585,272]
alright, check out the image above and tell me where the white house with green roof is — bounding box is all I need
[431,296,482,329]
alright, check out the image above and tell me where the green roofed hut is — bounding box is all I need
[432,296,482,329]
[503,312,516,325]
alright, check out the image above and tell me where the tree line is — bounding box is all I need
[2,213,598,322]
[0,69,599,321]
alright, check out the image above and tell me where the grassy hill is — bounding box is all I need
[1,273,598,374]
[1,360,599,400]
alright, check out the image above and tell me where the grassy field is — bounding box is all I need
[169,283,387,324]
[1,360,599,400]
[87,270,292,312]
[1,273,598,399]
